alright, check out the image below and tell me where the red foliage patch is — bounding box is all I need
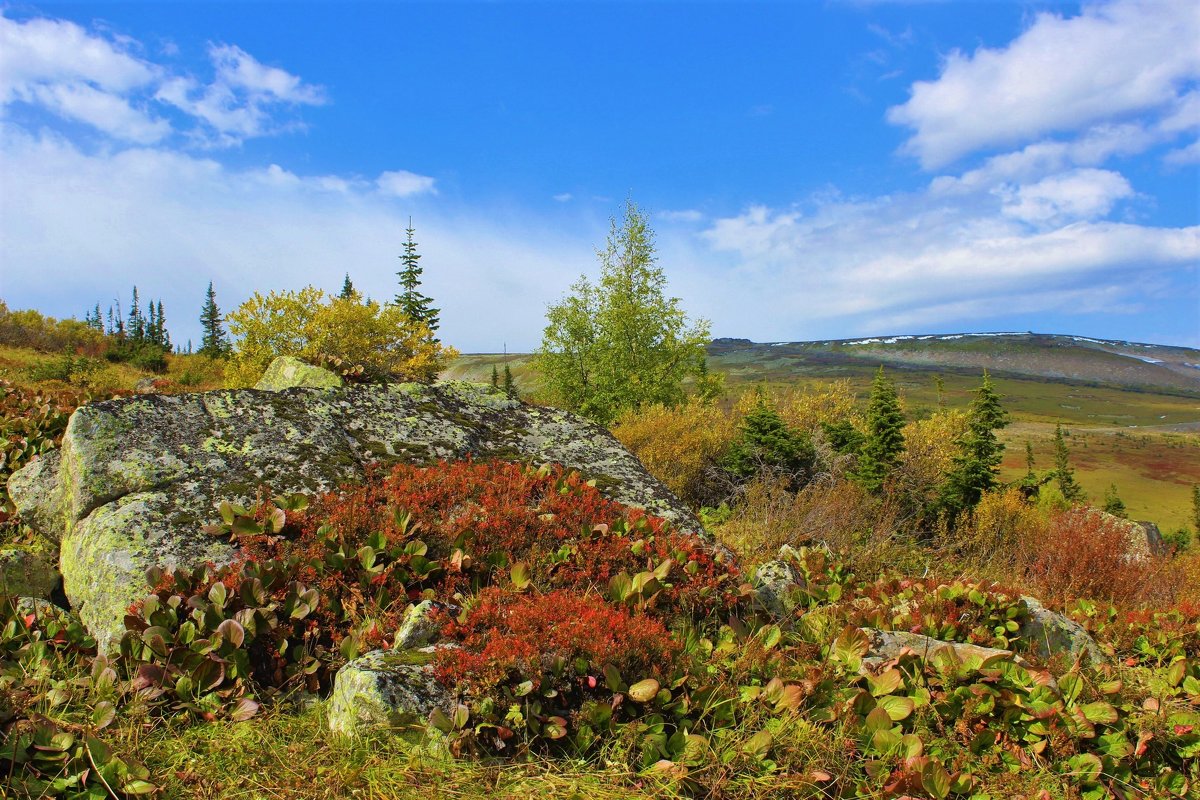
[433,588,678,694]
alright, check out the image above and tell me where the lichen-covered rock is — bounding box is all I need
[327,648,453,735]
[752,549,805,619]
[255,356,344,391]
[7,450,65,541]
[864,628,1015,665]
[1019,595,1102,666]
[8,380,700,651]
[0,547,59,598]
[394,600,454,650]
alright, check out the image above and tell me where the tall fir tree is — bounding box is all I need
[339,273,357,300]
[198,281,230,358]
[394,218,440,334]
[941,371,1009,515]
[490,364,500,389]
[855,366,906,492]
[128,287,145,342]
[1053,423,1085,503]
[147,302,158,344]
[157,301,170,349]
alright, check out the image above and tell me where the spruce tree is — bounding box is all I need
[339,273,357,300]
[503,364,516,398]
[394,219,440,334]
[1025,441,1036,479]
[198,281,230,358]
[1103,484,1127,518]
[147,302,158,345]
[941,371,1009,514]
[490,364,500,389]
[128,287,145,342]
[855,366,906,492]
[1053,423,1085,503]
[157,301,170,349]
[721,393,815,489]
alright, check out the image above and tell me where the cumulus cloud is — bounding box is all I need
[888,0,1200,167]
[0,11,324,147]
[996,168,1134,226]
[0,14,157,99]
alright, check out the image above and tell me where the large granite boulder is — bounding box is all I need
[7,379,701,651]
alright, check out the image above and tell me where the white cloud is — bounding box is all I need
[376,170,437,197]
[1,11,323,147]
[0,14,157,101]
[888,0,1200,167]
[155,45,324,145]
[28,82,169,143]
[209,44,323,104]
[996,168,1134,226]
[553,193,573,203]
[695,171,1197,338]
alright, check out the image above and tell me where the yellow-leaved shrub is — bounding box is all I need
[773,379,865,435]
[224,287,456,387]
[612,398,736,507]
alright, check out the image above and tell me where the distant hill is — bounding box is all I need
[707,332,1200,396]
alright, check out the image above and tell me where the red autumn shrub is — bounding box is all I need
[433,588,678,696]
[1019,506,1174,607]
[302,459,741,620]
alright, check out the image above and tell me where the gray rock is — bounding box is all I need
[134,378,160,394]
[8,380,701,651]
[1019,595,1102,666]
[327,647,454,735]
[1134,521,1165,557]
[752,554,804,619]
[255,356,344,391]
[394,600,454,650]
[864,628,1018,667]
[0,547,59,599]
[7,450,66,542]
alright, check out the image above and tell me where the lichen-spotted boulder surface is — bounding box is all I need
[7,379,702,651]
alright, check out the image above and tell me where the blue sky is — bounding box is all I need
[1,1,1197,352]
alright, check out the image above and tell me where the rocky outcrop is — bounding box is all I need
[327,648,454,735]
[7,378,700,651]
